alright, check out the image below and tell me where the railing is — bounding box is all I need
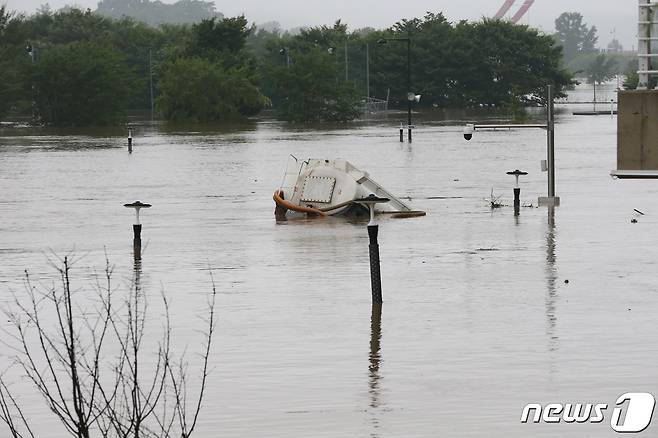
[359,97,389,114]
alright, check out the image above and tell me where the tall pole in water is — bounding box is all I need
[377,37,413,142]
[407,38,412,143]
[547,85,556,199]
[149,48,154,120]
[366,43,370,100]
[345,39,349,81]
[355,195,389,304]
[124,201,152,261]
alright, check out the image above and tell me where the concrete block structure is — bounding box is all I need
[618,90,658,170]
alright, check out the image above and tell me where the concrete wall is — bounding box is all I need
[618,90,658,170]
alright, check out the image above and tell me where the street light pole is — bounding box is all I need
[149,48,154,121]
[345,39,349,81]
[463,85,560,207]
[366,43,370,99]
[547,84,556,199]
[378,37,413,143]
[406,38,412,143]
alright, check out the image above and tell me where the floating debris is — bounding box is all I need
[488,188,504,209]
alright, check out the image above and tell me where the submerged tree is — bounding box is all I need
[585,54,617,101]
[156,16,269,122]
[259,20,363,122]
[0,6,30,120]
[32,42,131,126]
[157,57,269,122]
[0,255,217,438]
[268,45,361,122]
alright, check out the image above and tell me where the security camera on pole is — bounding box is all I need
[463,85,560,207]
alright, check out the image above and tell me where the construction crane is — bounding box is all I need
[493,0,536,24]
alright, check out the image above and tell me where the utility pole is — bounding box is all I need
[149,48,154,121]
[345,40,349,81]
[366,43,370,99]
[406,38,411,142]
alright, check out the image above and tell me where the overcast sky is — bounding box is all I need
[5,0,638,49]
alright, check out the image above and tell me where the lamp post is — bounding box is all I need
[377,37,414,143]
[463,85,559,207]
[506,169,528,216]
[25,41,36,121]
[279,47,291,68]
[124,201,152,260]
[353,194,390,304]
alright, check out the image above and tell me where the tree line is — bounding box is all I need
[0,5,575,126]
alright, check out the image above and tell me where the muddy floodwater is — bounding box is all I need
[2,99,658,437]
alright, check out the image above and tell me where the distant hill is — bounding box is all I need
[95,0,223,26]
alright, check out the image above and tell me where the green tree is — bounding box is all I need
[623,60,640,90]
[156,57,269,122]
[267,45,361,122]
[367,15,572,108]
[585,54,617,101]
[189,16,250,57]
[33,42,130,126]
[554,12,598,62]
[0,6,30,119]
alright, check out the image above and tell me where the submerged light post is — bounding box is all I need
[463,85,559,207]
[507,169,528,216]
[279,47,291,69]
[377,37,416,143]
[354,194,390,304]
[124,201,151,260]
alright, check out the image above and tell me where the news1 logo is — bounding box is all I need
[521,393,656,433]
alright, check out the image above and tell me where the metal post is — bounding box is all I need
[547,85,556,199]
[128,128,133,153]
[507,170,527,216]
[355,195,388,304]
[399,123,404,143]
[407,39,412,143]
[368,224,382,304]
[149,48,154,121]
[345,40,349,81]
[366,43,370,99]
[124,201,151,261]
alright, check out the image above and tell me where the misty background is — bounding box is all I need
[4,0,638,50]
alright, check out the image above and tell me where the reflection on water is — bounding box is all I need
[368,303,383,437]
[545,207,558,353]
[368,304,383,405]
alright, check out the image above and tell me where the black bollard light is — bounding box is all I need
[399,123,404,143]
[124,201,152,260]
[506,169,528,216]
[128,128,133,153]
[354,194,390,304]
